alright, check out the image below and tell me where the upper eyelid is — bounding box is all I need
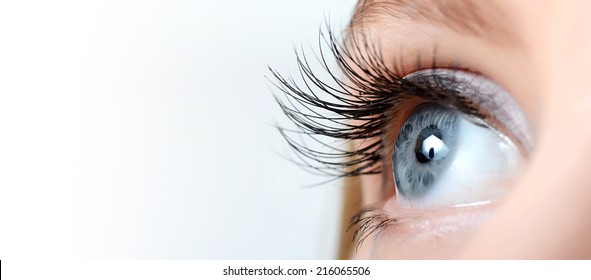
[271,24,530,250]
[271,24,521,182]
[404,69,534,153]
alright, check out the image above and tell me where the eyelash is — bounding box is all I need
[347,206,398,251]
[269,26,486,247]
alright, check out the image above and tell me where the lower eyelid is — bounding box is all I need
[363,203,495,258]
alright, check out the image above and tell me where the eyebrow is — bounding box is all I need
[350,0,517,45]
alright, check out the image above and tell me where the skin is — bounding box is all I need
[351,0,591,259]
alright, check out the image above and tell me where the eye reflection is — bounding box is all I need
[416,131,450,163]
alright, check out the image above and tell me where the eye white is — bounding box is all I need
[394,69,530,210]
[397,116,523,209]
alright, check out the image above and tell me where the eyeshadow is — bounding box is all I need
[404,69,533,153]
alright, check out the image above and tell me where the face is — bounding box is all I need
[272,0,591,259]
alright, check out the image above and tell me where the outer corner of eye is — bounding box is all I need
[390,69,530,210]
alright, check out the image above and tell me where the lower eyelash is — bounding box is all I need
[348,206,398,250]
[270,23,518,253]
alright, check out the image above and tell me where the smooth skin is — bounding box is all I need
[352,0,591,259]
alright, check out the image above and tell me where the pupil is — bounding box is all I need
[415,126,449,163]
[392,102,460,199]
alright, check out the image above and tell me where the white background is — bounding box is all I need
[0,0,356,259]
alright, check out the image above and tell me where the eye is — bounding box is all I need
[391,70,527,210]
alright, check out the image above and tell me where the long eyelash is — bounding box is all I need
[269,24,486,181]
[269,26,437,180]
[270,24,494,249]
[347,206,398,250]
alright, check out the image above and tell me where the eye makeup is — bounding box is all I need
[270,26,530,255]
[381,69,527,211]
[403,69,533,153]
[271,28,528,180]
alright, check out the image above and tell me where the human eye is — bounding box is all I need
[270,22,533,258]
[388,69,529,210]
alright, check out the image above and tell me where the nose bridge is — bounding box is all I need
[521,0,591,162]
[531,0,591,226]
[531,0,591,116]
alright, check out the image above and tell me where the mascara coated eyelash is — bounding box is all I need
[268,25,529,249]
[269,27,488,182]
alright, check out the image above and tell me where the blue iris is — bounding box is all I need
[393,103,460,198]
